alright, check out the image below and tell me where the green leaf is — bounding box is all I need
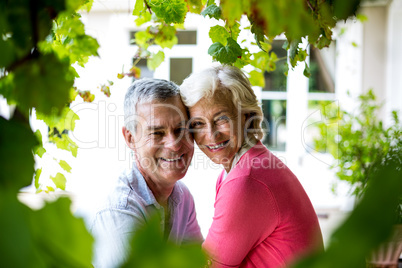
[248,70,265,87]
[33,130,46,158]
[220,0,248,26]
[49,133,78,157]
[59,160,72,173]
[209,25,230,46]
[0,192,43,267]
[208,37,242,64]
[0,38,16,69]
[148,0,187,24]
[135,11,152,26]
[201,4,221,20]
[12,53,74,115]
[250,51,270,71]
[303,63,311,78]
[147,51,165,70]
[250,22,266,52]
[122,212,207,268]
[0,117,38,191]
[37,107,80,134]
[230,21,241,41]
[292,155,402,268]
[154,25,178,49]
[134,31,153,48]
[333,0,360,21]
[50,173,67,190]
[187,0,203,13]
[31,197,94,267]
[34,168,42,189]
[133,0,144,15]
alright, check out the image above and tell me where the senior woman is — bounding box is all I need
[180,65,323,268]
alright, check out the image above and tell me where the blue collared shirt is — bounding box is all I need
[90,164,203,268]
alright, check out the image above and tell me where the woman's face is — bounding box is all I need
[188,91,246,171]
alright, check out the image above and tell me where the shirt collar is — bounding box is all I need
[223,136,257,180]
[130,163,183,208]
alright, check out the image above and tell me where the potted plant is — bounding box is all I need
[313,90,402,267]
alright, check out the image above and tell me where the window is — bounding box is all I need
[309,45,336,93]
[261,40,288,151]
[176,30,197,45]
[133,58,154,78]
[263,40,288,92]
[262,99,287,151]
[129,30,197,45]
[170,58,192,85]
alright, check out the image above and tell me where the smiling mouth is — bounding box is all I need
[205,140,230,150]
[160,154,184,162]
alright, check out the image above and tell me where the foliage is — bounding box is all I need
[126,0,361,85]
[291,151,402,268]
[314,90,402,198]
[2,0,401,267]
[0,0,97,266]
[122,213,207,268]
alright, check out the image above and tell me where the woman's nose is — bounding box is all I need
[205,124,222,142]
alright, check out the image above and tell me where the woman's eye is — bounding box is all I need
[216,115,230,125]
[190,121,205,128]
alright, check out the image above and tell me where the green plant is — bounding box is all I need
[314,90,402,199]
[120,0,363,84]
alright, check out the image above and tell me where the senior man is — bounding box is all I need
[91,78,203,268]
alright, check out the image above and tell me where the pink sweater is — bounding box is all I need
[203,142,323,268]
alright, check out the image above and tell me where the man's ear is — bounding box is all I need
[122,126,135,150]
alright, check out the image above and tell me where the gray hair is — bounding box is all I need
[124,78,180,133]
[180,65,264,140]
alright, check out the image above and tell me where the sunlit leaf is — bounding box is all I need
[59,160,72,173]
[50,173,67,190]
[187,0,203,13]
[248,70,264,87]
[209,25,230,46]
[34,169,42,189]
[49,134,78,157]
[148,0,187,24]
[36,107,80,134]
[220,0,248,26]
[155,25,178,49]
[133,0,145,15]
[147,51,165,70]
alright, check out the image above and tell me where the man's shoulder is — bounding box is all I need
[99,168,146,212]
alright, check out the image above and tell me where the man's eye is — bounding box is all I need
[150,131,164,136]
[176,128,188,134]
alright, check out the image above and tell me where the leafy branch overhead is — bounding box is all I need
[129,0,361,85]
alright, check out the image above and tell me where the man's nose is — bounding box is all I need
[164,132,182,151]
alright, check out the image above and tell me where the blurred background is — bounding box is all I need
[3,0,402,248]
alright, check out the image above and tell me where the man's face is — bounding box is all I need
[129,96,194,187]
